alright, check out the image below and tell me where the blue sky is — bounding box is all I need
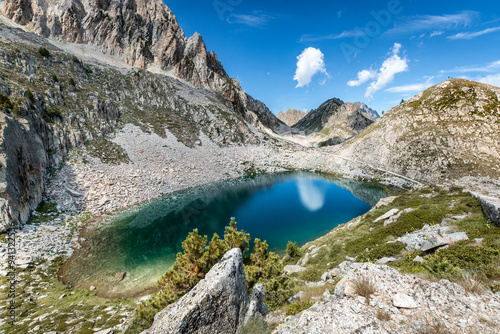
[164,0,500,114]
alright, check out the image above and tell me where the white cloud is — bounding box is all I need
[300,29,364,43]
[477,74,500,87]
[430,31,444,37]
[386,11,477,35]
[442,60,500,73]
[347,69,377,87]
[294,47,329,88]
[448,26,500,40]
[227,11,274,27]
[348,43,409,98]
[386,76,434,93]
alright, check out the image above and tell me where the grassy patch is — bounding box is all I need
[0,257,137,334]
[286,300,314,316]
[26,200,60,225]
[289,186,500,296]
[85,136,130,165]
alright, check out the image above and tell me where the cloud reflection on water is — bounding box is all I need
[296,179,328,211]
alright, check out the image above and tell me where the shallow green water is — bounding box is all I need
[60,172,389,298]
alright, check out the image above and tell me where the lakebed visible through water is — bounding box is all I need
[59,172,389,299]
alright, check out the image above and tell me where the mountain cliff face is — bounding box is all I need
[277,108,308,127]
[0,22,276,232]
[291,98,375,146]
[0,0,286,132]
[338,79,500,182]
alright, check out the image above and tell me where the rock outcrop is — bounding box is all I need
[338,79,500,183]
[0,0,288,133]
[275,263,500,333]
[146,248,268,334]
[292,99,375,145]
[277,109,308,127]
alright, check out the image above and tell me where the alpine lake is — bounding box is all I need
[59,172,390,299]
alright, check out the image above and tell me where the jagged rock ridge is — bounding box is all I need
[291,98,375,146]
[276,108,308,127]
[0,0,288,133]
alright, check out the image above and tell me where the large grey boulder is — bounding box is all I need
[146,248,267,334]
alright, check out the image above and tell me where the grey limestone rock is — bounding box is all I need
[146,248,267,334]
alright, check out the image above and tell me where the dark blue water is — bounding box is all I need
[60,172,388,298]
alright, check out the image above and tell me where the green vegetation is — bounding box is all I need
[237,317,271,334]
[0,93,13,110]
[72,55,81,64]
[38,47,51,57]
[286,241,302,259]
[0,257,136,334]
[43,106,63,122]
[289,186,500,296]
[127,218,294,333]
[26,200,60,225]
[85,136,131,165]
[352,275,376,304]
[286,300,314,316]
[26,88,34,102]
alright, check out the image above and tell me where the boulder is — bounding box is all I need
[392,293,419,309]
[146,248,267,334]
[284,265,306,275]
[374,208,399,222]
[421,232,469,252]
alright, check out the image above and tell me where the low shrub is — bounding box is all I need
[286,300,314,316]
[38,47,51,57]
[286,241,302,259]
[352,275,376,304]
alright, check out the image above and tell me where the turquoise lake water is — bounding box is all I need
[60,172,389,298]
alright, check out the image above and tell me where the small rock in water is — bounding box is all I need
[114,272,126,281]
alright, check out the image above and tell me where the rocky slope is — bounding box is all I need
[276,263,500,333]
[0,22,284,232]
[0,0,288,133]
[338,79,500,183]
[276,108,308,127]
[288,98,375,146]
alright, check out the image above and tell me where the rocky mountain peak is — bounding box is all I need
[339,78,500,182]
[276,109,308,127]
[292,98,344,134]
[353,102,379,120]
[0,0,288,132]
